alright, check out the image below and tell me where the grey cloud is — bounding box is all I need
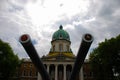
[53,0,120,56]
[86,0,120,37]
[0,0,24,12]
[0,0,120,59]
[0,0,36,58]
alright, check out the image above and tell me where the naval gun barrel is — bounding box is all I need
[69,33,94,80]
[19,34,50,80]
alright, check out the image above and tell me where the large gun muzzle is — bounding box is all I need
[19,34,50,80]
[69,33,94,80]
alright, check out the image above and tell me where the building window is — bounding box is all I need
[59,44,63,52]
[53,45,55,52]
[66,45,69,51]
[84,72,87,78]
[59,35,62,39]
[30,70,32,76]
[36,71,38,76]
[30,64,32,67]
[23,70,27,76]
[89,72,93,77]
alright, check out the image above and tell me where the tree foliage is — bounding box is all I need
[0,39,20,80]
[89,35,120,80]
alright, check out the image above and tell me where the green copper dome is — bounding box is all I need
[52,25,70,41]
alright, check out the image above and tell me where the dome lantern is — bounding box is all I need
[60,25,63,29]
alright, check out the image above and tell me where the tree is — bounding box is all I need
[0,39,20,80]
[89,35,120,80]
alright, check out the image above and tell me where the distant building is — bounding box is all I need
[18,25,94,80]
[18,58,38,80]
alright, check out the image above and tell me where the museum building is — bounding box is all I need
[18,25,93,80]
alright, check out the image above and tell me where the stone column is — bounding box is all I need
[47,64,50,74]
[64,64,66,80]
[38,72,42,80]
[55,64,58,80]
[79,67,84,80]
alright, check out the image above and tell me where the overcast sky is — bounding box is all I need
[0,0,120,59]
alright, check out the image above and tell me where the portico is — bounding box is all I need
[38,61,84,80]
[45,62,73,80]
